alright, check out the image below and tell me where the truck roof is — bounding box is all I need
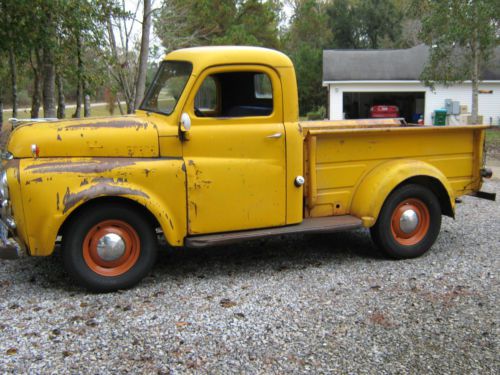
[164,46,294,71]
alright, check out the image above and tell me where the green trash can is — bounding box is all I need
[433,109,447,126]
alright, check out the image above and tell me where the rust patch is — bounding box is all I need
[24,158,140,174]
[91,177,115,184]
[63,183,149,214]
[144,169,151,177]
[25,177,43,185]
[63,120,149,131]
[80,179,89,186]
[57,134,62,141]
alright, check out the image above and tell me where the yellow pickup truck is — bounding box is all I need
[0,47,495,291]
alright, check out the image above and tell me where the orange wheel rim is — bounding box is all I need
[83,220,140,277]
[390,198,430,246]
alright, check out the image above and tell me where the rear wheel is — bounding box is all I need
[62,204,157,292]
[370,184,441,259]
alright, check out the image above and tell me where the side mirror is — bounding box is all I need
[180,112,191,132]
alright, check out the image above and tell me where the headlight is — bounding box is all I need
[0,170,8,200]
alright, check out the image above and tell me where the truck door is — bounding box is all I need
[181,65,286,235]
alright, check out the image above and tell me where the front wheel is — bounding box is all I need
[370,184,442,259]
[62,204,158,292]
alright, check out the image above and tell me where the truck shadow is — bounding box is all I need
[14,229,384,292]
[152,229,384,278]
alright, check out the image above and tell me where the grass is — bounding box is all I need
[2,103,117,125]
[486,128,500,160]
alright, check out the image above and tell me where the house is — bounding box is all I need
[322,44,500,125]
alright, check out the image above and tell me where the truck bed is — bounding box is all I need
[300,119,488,219]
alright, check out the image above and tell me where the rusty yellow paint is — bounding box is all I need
[18,157,186,255]
[181,64,287,234]
[8,116,160,158]
[5,160,30,251]
[303,124,488,224]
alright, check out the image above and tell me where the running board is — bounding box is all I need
[185,215,363,248]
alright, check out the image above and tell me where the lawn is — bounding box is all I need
[486,128,500,160]
[1,103,116,125]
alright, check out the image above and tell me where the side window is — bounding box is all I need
[193,71,273,118]
[254,74,272,99]
[194,76,218,112]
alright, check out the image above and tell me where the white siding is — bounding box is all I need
[328,81,500,125]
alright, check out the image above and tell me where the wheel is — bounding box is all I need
[370,184,442,259]
[62,204,158,292]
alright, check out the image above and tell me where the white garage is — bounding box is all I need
[323,45,500,125]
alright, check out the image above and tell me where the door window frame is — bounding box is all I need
[182,64,283,126]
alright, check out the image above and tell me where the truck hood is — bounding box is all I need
[7,116,161,158]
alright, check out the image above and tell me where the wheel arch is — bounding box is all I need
[351,159,455,227]
[58,195,182,248]
[59,196,160,236]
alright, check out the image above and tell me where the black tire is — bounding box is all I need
[370,184,442,259]
[62,204,158,292]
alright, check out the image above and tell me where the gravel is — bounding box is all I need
[0,180,498,374]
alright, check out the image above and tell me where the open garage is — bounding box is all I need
[343,91,425,122]
[323,45,500,125]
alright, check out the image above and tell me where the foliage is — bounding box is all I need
[283,0,331,115]
[155,0,280,51]
[326,0,402,49]
[418,0,499,85]
[417,0,499,123]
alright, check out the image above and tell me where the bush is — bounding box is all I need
[306,106,326,120]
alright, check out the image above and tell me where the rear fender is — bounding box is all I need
[351,159,455,227]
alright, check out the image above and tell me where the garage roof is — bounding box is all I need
[323,44,500,82]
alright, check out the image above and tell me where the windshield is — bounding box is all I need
[140,61,192,115]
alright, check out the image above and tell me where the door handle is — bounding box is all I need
[266,132,283,139]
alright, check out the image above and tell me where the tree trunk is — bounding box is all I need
[30,50,42,118]
[56,72,65,119]
[0,98,3,130]
[8,46,18,119]
[73,33,83,118]
[470,3,479,125]
[84,95,91,117]
[116,94,125,115]
[42,48,57,118]
[107,17,135,113]
[134,0,152,109]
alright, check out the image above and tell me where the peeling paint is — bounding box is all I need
[80,178,89,186]
[24,158,139,174]
[62,183,149,214]
[56,192,60,211]
[26,177,43,185]
[63,120,149,131]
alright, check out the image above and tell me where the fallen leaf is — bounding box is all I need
[220,298,237,308]
[6,348,17,355]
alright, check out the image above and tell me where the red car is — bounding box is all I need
[370,105,399,118]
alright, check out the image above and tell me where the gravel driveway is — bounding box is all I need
[1,180,498,374]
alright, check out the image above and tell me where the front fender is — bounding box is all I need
[18,157,187,255]
[350,159,455,227]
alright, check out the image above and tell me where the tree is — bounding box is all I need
[155,0,280,51]
[418,0,500,124]
[134,0,152,109]
[283,0,331,115]
[326,0,402,49]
